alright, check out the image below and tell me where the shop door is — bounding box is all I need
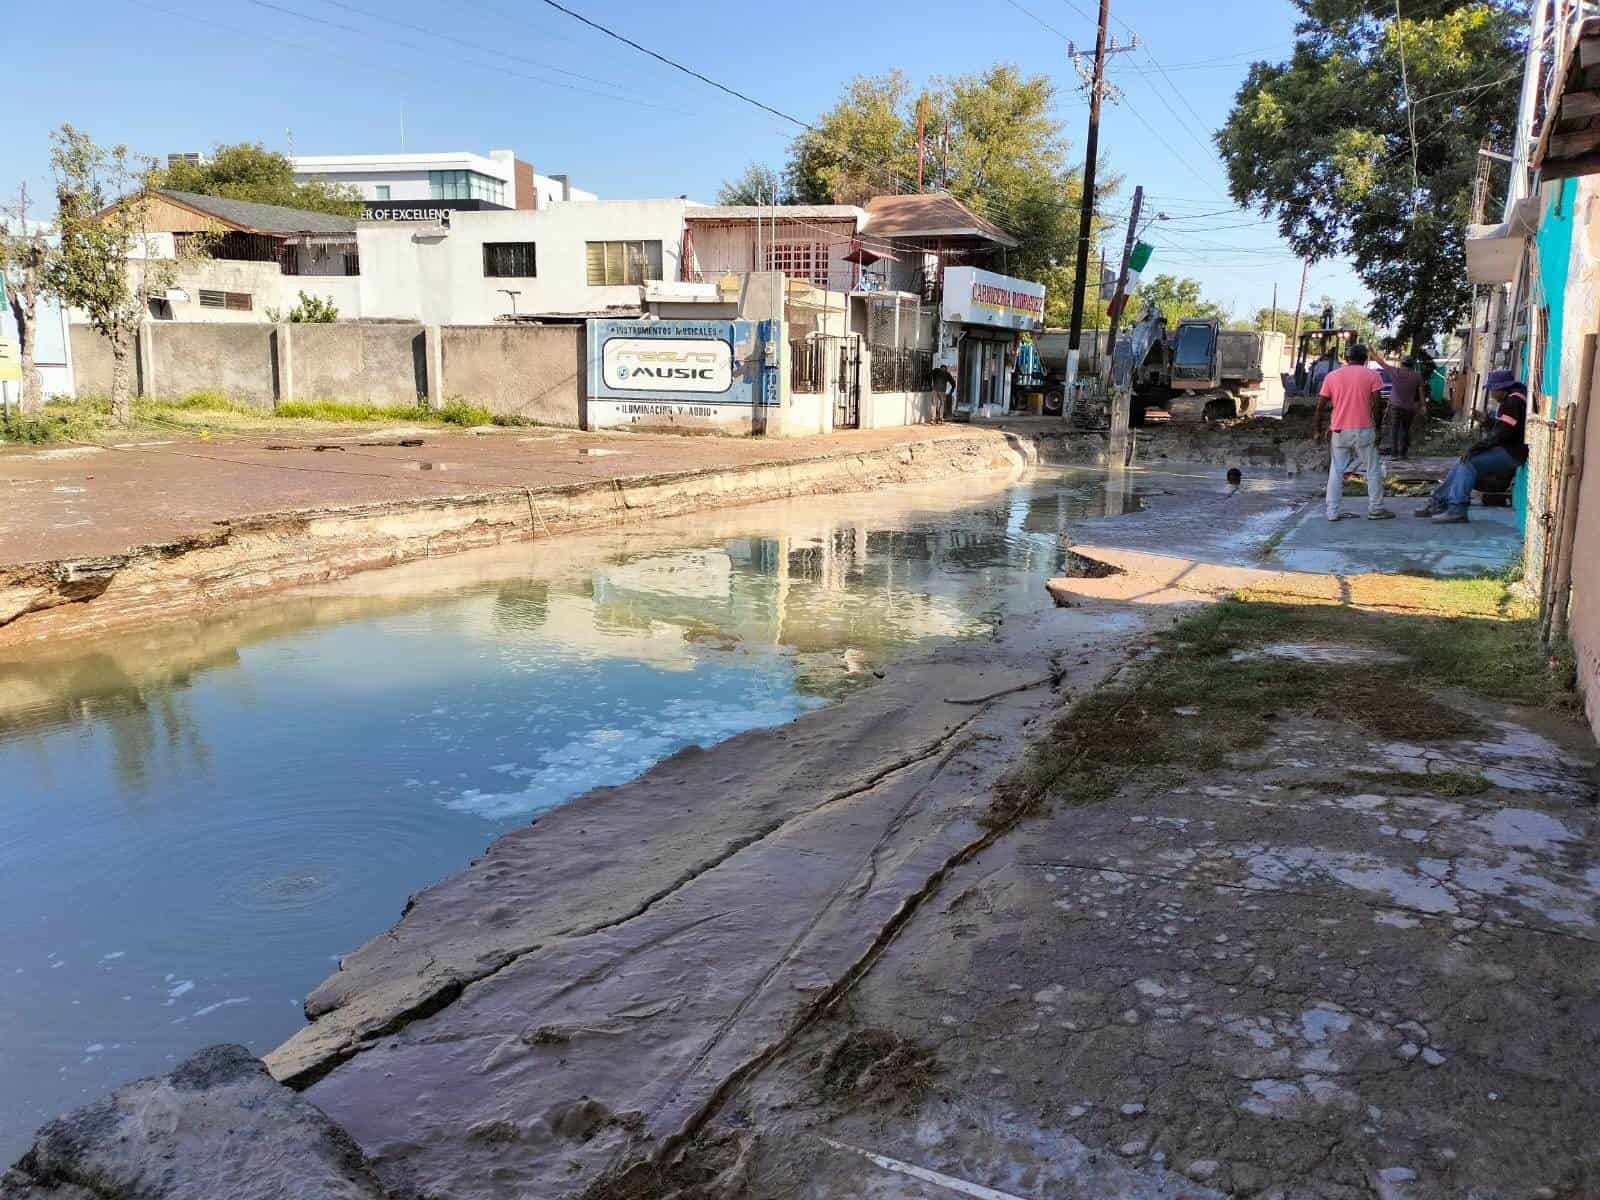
[835,337,861,429]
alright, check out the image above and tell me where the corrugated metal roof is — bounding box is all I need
[862,193,1017,247]
[156,190,358,236]
[685,204,863,221]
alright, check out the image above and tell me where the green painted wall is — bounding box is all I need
[1514,179,1578,528]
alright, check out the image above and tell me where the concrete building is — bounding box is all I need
[1461,6,1600,738]
[290,150,596,223]
[674,192,1040,424]
[356,199,689,325]
[120,190,361,322]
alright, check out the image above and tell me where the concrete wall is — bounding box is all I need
[69,325,118,396]
[439,324,584,425]
[358,200,689,324]
[149,322,278,407]
[863,390,938,430]
[1559,178,1600,741]
[289,323,425,407]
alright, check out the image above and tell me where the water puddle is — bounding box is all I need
[0,465,1186,1154]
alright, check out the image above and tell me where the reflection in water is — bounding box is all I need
[0,467,1157,1157]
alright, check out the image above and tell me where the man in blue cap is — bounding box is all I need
[1417,370,1528,523]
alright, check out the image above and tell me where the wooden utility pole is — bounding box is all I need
[1290,258,1309,352]
[1103,184,1144,376]
[1270,282,1278,331]
[1065,0,1112,398]
[915,95,928,191]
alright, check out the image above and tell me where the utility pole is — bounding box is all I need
[942,115,951,189]
[1064,2,1137,408]
[1103,184,1144,375]
[1290,258,1309,355]
[915,95,928,191]
[1270,282,1278,332]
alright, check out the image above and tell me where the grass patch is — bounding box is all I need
[993,581,1579,827]
[820,1027,938,1104]
[274,399,424,422]
[3,394,530,445]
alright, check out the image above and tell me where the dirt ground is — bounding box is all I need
[0,424,990,563]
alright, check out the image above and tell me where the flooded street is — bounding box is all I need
[0,465,1164,1156]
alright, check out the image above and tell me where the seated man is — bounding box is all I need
[1417,371,1528,524]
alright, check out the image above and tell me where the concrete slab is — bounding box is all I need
[1270,501,1522,579]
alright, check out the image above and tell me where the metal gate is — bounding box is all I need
[834,337,861,429]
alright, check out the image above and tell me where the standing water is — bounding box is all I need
[0,467,1150,1156]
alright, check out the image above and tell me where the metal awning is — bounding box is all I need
[1531,17,1600,180]
[1464,197,1540,284]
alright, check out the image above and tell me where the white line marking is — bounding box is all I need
[817,1137,1030,1200]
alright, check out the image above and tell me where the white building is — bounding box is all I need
[356,199,689,324]
[290,150,596,222]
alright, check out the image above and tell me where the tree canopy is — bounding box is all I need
[1216,1,1522,350]
[716,163,784,206]
[784,64,1116,326]
[150,143,362,216]
[1136,274,1230,324]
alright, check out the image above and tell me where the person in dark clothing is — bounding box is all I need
[1372,350,1424,457]
[930,363,956,423]
[1417,372,1528,523]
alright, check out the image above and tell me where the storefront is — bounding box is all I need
[938,266,1046,418]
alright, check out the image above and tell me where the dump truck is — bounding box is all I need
[1130,316,1282,423]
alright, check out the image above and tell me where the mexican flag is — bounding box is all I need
[1108,240,1154,322]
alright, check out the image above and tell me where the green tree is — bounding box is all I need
[48,125,175,425]
[1248,307,1298,334]
[1217,1,1521,352]
[785,65,1114,324]
[0,184,58,415]
[151,143,362,216]
[1136,274,1230,323]
[717,163,785,206]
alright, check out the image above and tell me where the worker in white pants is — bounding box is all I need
[1324,427,1387,521]
[1313,344,1394,521]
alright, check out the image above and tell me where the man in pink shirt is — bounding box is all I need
[1314,344,1395,521]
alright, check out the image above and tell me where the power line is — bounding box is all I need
[533,0,807,130]
[1394,0,1423,213]
[530,0,1043,234]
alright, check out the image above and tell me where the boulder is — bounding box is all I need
[1,1045,393,1200]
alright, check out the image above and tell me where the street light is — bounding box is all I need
[498,289,522,316]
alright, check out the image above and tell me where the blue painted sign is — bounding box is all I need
[588,319,766,429]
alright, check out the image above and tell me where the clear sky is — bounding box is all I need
[3,0,1369,319]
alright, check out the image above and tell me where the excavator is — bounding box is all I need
[1125,309,1275,424]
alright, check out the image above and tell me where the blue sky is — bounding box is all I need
[3,0,1366,318]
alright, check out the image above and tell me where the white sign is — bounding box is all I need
[941,266,1046,332]
[601,337,733,393]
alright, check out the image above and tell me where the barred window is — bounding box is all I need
[765,241,828,287]
[198,289,251,311]
[585,240,663,286]
[483,242,537,277]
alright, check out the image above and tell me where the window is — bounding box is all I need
[765,241,829,287]
[483,242,537,277]
[197,289,251,311]
[585,240,663,286]
[428,170,506,205]
[375,185,391,200]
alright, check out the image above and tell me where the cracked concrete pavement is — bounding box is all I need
[680,567,1600,1200]
[9,455,1596,1200]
